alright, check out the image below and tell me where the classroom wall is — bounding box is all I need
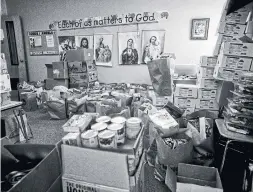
[6,0,226,84]
[1,0,7,15]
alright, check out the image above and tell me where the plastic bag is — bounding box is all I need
[46,100,67,119]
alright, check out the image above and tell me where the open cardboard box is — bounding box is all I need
[61,127,145,192]
[165,163,223,192]
[1,137,62,192]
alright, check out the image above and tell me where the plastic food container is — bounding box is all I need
[98,130,117,149]
[81,130,98,148]
[91,122,108,133]
[111,116,126,128]
[107,123,125,144]
[96,116,111,123]
[126,117,142,139]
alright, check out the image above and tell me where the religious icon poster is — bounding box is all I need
[141,30,165,64]
[94,34,113,67]
[58,36,76,61]
[75,35,94,49]
[118,32,141,65]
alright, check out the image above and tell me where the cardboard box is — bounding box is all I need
[246,21,253,34]
[220,42,253,57]
[0,74,11,92]
[198,89,217,99]
[217,34,243,45]
[196,99,219,110]
[87,60,97,71]
[197,78,220,89]
[216,80,234,106]
[182,108,195,116]
[45,79,69,90]
[1,91,11,106]
[61,128,145,192]
[213,43,221,56]
[69,73,88,84]
[1,143,62,192]
[45,64,53,79]
[152,94,173,106]
[47,175,62,192]
[218,22,246,36]
[20,92,38,111]
[156,132,193,166]
[53,69,69,79]
[174,97,197,108]
[165,163,223,192]
[222,12,250,24]
[174,84,198,98]
[88,71,98,82]
[68,61,87,73]
[69,83,88,89]
[66,49,93,62]
[200,56,217,67]
[234,2,253,13]
[198,67,215,78]
[1,53,8,74]
[213,66,235,81]
[217,53,252,70]
[52,61,68,70]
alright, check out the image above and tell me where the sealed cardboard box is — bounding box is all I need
[220,42,253,57]
[0,74,11,92]
[61,128,145,192]
[213,66,234,81]
[222,11,250,24]
[45,79,69,90]
[68,61,87,73]
[66,49,93,62]
[217,53,252,70]
[88,71,98,82]
[20,92,38,111]
[198,89,217,99]
[165,163,223,192]
[174,97,197,108]
[0,91,11,106]
[52,61,68,70]
[218,22,246,36]
[217,34,243,44]
[197,78,220,89]
[196,99,219,110]
[198,67,215,78]
[175,84,198,98]
[53,69,69,79]
[200,56,217,67]
[69,73,88,84]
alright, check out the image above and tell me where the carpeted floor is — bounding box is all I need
[26,109,170,192]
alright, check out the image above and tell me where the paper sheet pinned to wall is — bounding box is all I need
[46,35,54,47]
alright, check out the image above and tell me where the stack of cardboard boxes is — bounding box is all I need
[66,49,98,89]
[196,56,220,115]
[0,53,11,106]
[45,61,69,89]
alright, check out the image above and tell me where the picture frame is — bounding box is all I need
[190,18,210,40]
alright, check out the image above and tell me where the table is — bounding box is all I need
[0,101,23,112]
[215,119,253,173]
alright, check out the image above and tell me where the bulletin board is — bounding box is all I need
[28,30,59,56]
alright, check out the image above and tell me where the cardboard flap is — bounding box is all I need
[215,170,223,189]
[165,167,177,192]
[178,176,216,188]
[177,183,223,192]
[178,163,216,181]
[62,145,130,190]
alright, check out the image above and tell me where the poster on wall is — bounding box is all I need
[141,30,165,64]
[75,35,93,49]
[58,36,76,61]
[118,32,141,65]
[94,34,113,67]
[28,30,59,56]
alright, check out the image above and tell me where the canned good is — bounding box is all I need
[111,116,126,128]
[91,122,108,132]
[98,130,117,149]
[81,130,98,148]
[96,116,111,123]
[107,123,125,144]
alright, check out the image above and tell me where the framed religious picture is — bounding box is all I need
[58,36,76,61]
[94,34,113,67]
[190,18,210,40]
[118,32,141,65]
[141,30,165,64]
[75,35,93,49]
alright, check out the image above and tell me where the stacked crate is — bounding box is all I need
[66,49,98,89]
[0,53,11,106]
[195,56,220,115]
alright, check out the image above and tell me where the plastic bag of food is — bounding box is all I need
[46,99,67,120]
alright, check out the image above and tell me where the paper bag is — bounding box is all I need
[147,59,172,96]
[46,100,67,120]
